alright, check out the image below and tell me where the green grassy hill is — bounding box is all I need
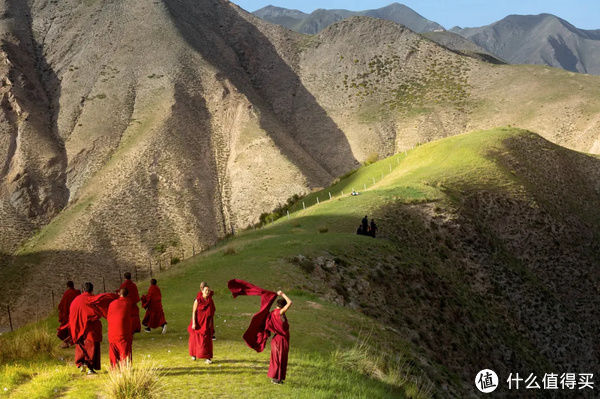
[2,127,600,398]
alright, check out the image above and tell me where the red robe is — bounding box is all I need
[69,292,118,369]
[227,279,277,352]
[266,308,290,381]
[119,279,141,333]
[56,288,81,342]
[141,285,167,329]
[187,291,215,359]
[108,297,133,367]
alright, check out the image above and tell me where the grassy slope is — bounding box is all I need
[2,127,591,398]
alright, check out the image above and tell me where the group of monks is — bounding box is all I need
[56,275,292,384]
[56,274,167,374]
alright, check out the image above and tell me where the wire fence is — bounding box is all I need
[1,245,200,333]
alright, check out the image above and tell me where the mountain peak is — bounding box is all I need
[252,2,444,34]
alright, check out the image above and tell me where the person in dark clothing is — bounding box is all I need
[370,219,378,238]
[356,225,363,235]
[362,215,368,231]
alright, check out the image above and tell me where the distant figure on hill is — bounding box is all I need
[362,215,368,231]
[141,279,167,334]
[119,272,141,333]
[369,219,378,238]
[351,190,359,196]
[107,288,133,368]
[356,225,364,235]
[57,281,81,348]
[188,283,215,363]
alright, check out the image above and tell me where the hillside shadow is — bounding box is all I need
[0,249,152,330]
[162,0,359,186]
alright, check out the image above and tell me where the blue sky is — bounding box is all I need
[232,1,600,30]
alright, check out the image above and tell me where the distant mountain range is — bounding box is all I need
[253,3,443,34]
[451,14,600,75]
[254,4,600,74]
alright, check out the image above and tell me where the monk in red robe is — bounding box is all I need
[141,279,167,334]
[119,272,141,333]
[108,288,133,368]
[188,284,215,363]
[266,291,292,384]
[227,280,292,384]
[57,281,80,347]
[69,282,118,374]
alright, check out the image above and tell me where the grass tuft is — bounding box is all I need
[223,247,237,256]
[106,361,164,399]
[0,324,57,363]
[332,336,432,399]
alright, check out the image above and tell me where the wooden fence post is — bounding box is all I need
[302,202,305,210]
[51,290,55,308]
[103,276,106,293]
[135,266,138,281]
[7,305,13,332]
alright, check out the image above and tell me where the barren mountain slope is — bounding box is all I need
[294,17,600,157]
[452,14,600,75]
[1,1,600,326]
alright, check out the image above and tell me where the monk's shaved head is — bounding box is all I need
[119,287,129,297]
[151,279,157,285]
[84,282,93,293]
[124,272,132,280]
[200,281,207,289]
[66,281,74,288]
[276,298,287,308]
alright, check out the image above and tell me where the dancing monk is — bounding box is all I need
[188,284,215,363]
[227,279,293,384]
[266,291,292,384]
[141,279,167,334]
[57,281,80,347]
[107,288,133,368]
[69,282,118,374]
[119,272,141,333]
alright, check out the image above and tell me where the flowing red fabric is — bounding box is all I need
[107,297,133,367]
[119,280,141,332]
[69,292,117,369]
[56,288,80,341]
[227,279,277,352]
[187,291,215,359]
[266,308,290,381]
[69,292,118,343]
[141,285,167,328]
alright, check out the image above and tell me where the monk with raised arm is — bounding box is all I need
[119,272,141,333]
[57,281,80,347]
[266,290,292,384]
[188,284,215,364]
[107,287,133,368]
[142,279,167,334]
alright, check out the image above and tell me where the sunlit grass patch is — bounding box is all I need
[106,361,164,399]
